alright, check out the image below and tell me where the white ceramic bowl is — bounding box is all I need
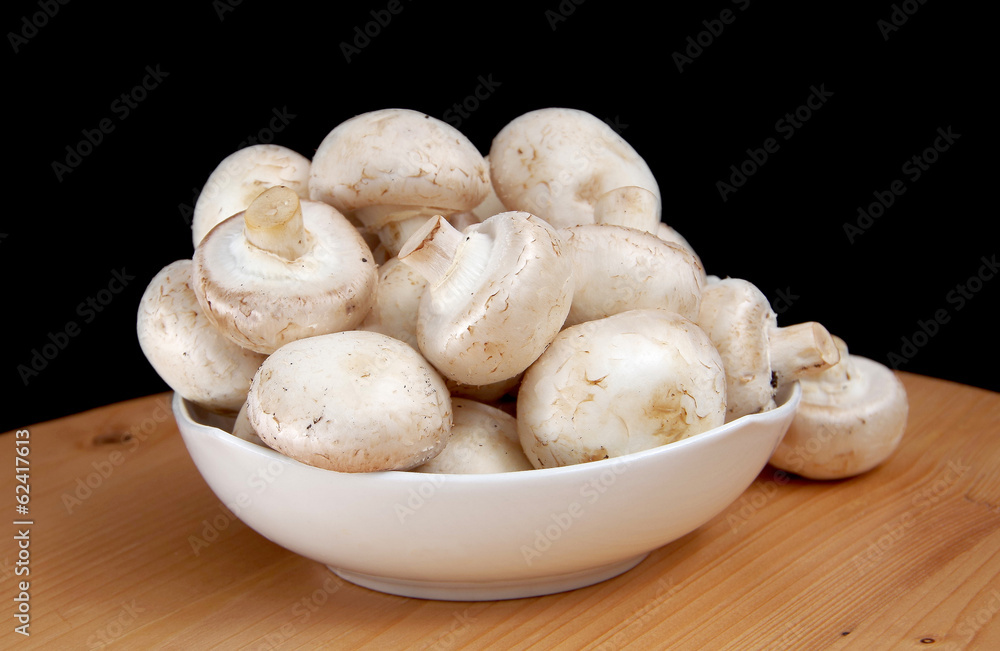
[174,383,800,601]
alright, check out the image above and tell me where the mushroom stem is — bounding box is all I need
[807,336,853,388]
[397,215,464,287]
[243,186,310,260]
[768,322,841,384]
[378,215,435,258]
[353,205,449,258]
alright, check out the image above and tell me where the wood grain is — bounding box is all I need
[2,372,998,649]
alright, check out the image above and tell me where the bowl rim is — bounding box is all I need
[174,381,801,483]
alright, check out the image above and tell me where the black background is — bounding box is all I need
[3,1,995,434]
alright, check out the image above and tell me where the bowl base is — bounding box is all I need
[328,554,649,601]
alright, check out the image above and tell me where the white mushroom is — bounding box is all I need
[398,211,574,387]
[246,330,453,473]
[517,309,727,469]
[359,256,428,350]
[488,108,660,229]
[469,154,507,222]
[592,185,661,234]
[308,108,490,257]
[414,398,533,474]
[191,144,311,248]
[137,259,267,414]
[192,186,377,355]
[590,185,705,279]
[654,222,702,269]
[446,210,483,232]
[559,223,705,328]
[769,337,909,480]
[446,372,524,405]
[696,277,840,422]
[232,401,267,446]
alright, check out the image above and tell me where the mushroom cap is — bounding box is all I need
[770,354,908,480]
[592,185,661,234]
[445,371,524,404]
[697,277,778,421]
[246,330,454,473]
[517,309,727,469]
[470,154,508,222]
[655,222,703,273]
[698,278,840,422]
[447,210,483,232]
[560,223,705,328]
[231,401,267,446]
[407,211,575,386]
[192,144,311,248]
[192,198,377,355]
[414,398,533,474]
[136,259,267,413]
[488,107,661,229]
[308,108,490,216]
[359,256,428,350]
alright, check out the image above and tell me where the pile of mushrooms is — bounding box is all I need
[138,106,908,479]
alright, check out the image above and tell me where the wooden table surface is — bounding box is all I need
[3,372,999,650]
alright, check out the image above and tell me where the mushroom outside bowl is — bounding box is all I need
[173,383,801,601]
